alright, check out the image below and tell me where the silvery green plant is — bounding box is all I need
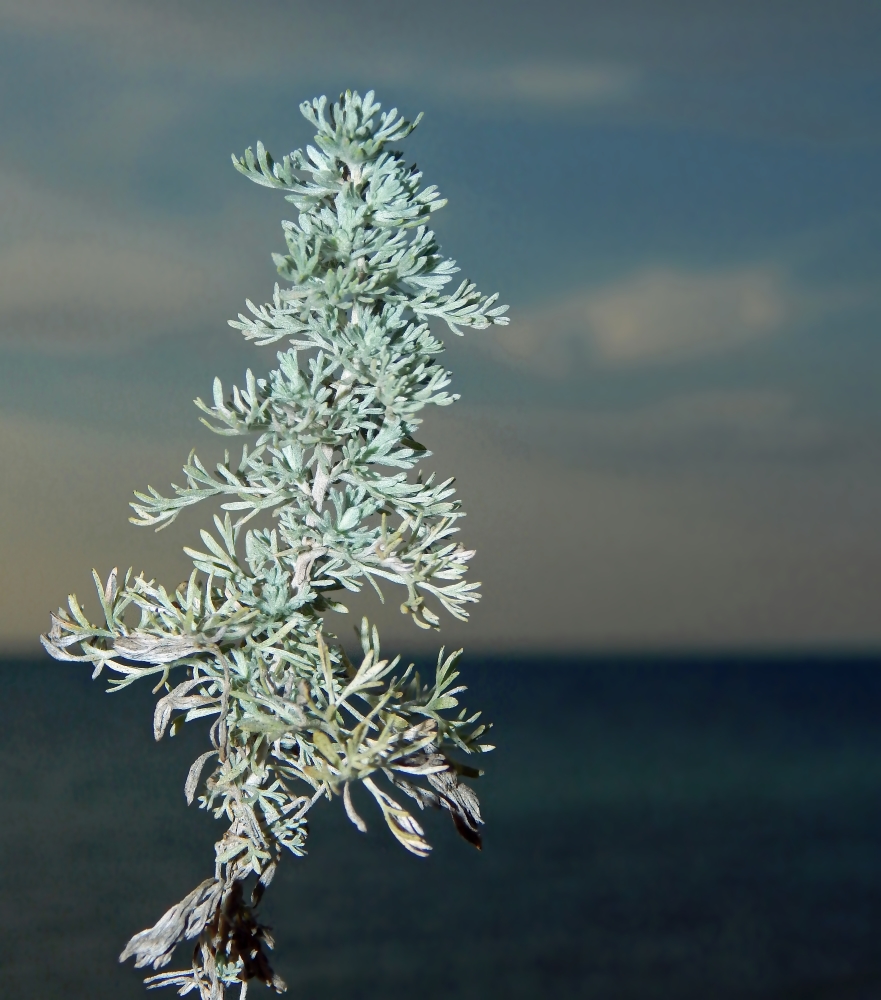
[41,89,508,998]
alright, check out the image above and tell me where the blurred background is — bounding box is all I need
[1,2,880,997]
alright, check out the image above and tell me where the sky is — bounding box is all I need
[1,0,880,653]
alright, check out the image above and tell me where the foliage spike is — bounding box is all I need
[41,89,507,998]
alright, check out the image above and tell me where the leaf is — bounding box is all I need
[154,679,218,740]
[184,751,217,805]
[312,730,341,767]
[114,632,209,665]
[427,768,483,849]
[119,878,223,970]
[427,694,459,711]
[343,781,367,833]
[363,777,431,858]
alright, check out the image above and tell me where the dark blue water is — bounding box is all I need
[3,653,881,999]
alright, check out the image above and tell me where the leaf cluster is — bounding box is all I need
[42,89,507,999]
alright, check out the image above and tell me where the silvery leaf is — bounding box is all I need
[154,679,218,740]
[114,633,210,664]
[185,751,218,805]
[119,878,223,970]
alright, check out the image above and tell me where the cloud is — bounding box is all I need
[0,169,257,353]
[0,409,198,654]
[495,264,793,372]
[2,0,639,110]
[2,0,877,147]
[0,237,212,352]
[410,403,881,649]
[586,266,790,363]
[5,398,878,655]
[437,62,638,107]
[449,390,833,471]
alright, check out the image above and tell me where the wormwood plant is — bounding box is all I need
[41,90,508,997]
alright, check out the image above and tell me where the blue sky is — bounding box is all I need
[1,1,880,651]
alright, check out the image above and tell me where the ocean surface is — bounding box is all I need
[3,653,881,999]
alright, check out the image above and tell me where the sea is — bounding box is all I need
[3,653,881,999]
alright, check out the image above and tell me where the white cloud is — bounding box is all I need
[439,62,638,106]
[0,0,303,72]
[586,266,790,363]
[0,237,213,351]
[495,264,793,372]
[0,168,257,353]
[2,0,876,147]
[0,2,638,110]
